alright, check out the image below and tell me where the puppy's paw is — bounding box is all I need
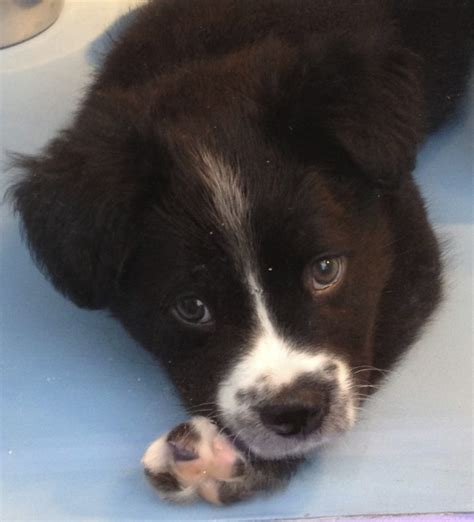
[142,416,246,505]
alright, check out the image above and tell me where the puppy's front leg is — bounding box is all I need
[142,416,298,505]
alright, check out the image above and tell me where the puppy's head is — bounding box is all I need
[11,35,424,459]
[126,137,393,459]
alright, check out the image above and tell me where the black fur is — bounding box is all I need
[9,0,472,503]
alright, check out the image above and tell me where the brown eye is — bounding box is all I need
[309,256,345,291]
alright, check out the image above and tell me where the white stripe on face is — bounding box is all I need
[216,271,357,457]
[220,238,356,456]
[217,271,354,420]
[195,149,356,456]
[193,148,251,272]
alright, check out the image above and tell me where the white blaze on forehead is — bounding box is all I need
[194,149,251,268]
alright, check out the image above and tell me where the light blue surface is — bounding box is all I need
[1,2,473,520]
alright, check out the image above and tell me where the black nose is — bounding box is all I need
[258,404,326,437]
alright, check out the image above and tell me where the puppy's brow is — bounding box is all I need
[193,148,280,335]
[192,148,254,275]
[195,150,247,234]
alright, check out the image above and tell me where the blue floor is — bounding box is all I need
[1,2,472,520]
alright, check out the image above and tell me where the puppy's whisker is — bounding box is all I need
[352,366,393,376]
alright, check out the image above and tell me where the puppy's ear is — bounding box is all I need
[277,37,425,189]
[10,90,162,309]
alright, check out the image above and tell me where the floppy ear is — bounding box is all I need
[11,90,161,309]
[278,37,425,189]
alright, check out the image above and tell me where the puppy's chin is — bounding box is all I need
[220,395,358,460]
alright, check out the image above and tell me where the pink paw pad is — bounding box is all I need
[142,416,245,504]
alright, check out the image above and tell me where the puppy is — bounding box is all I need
[10,0,472,505]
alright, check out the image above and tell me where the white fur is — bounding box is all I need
[194,149,252,270]
[141,435,171,475]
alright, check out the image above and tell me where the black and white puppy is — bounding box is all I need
[10,0,472,505]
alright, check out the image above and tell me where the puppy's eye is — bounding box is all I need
[172,296,213,326]
[309,256,345,291]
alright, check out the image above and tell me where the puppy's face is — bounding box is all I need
[120,125,393,459]
[14,37,420,461]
